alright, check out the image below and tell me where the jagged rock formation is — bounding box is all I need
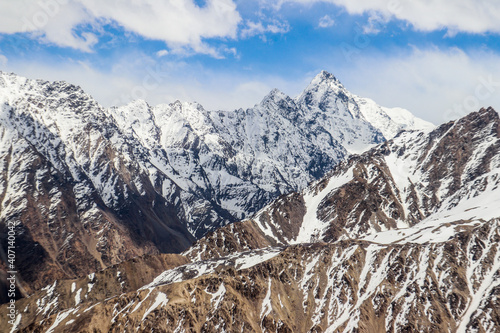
[3,108,499,332]
[0,70,432,293]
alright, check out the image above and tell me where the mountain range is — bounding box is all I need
[0,70,432,295]
[2,72,498,332]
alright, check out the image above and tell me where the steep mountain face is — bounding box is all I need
[5,108,498,333]
[0,73,196,293]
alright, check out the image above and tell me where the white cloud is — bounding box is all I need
[83,0,241,55]
[0,54,7,67]
[0,0,241,54]
[333,48,500,124]
[0,0,96,51]
[241,20,290,38]
[275,0,500,34]
[156,50,169,57]
[318,15,335,28]
[362,13,387,34]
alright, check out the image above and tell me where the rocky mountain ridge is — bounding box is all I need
[7,226,499,332]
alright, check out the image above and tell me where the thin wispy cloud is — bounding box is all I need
[318,15,335,28]
[337,48,500,124]
[156,50,169,58]
[240,20,290,38]
[0,54,7,67]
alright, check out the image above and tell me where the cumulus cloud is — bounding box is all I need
[275,0,500,34]
[0,1,96,51]
[83,0,241,55]
[0,0,241,54]
[318,15,335,28]
[362,13,387,34]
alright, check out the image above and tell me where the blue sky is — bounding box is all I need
[1,0,500,125]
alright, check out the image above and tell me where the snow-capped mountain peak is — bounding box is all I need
[306,69,342,89]
[296,70,435,142]
[257,88,298,120]
[296,70,348,110]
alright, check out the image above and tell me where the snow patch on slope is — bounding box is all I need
[293,167,355,244]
